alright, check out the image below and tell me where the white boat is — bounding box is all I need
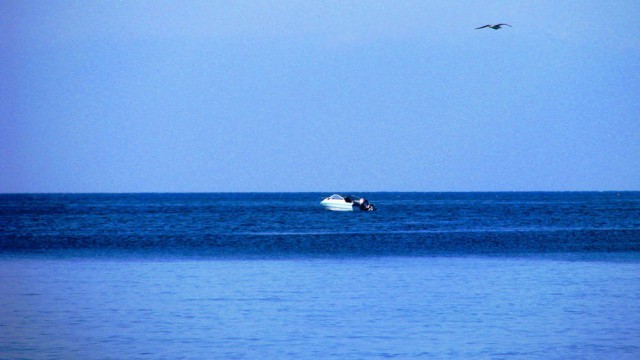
[320,194,355,211]
[320,194,376,211]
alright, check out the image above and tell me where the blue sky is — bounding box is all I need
[2,1,639,192]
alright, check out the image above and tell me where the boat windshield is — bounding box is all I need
[328,194,344,200]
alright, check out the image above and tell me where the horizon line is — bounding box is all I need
[1,190,638,195]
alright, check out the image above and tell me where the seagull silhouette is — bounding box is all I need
[475,24,512,30]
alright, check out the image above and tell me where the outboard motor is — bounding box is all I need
[358,198,376,211]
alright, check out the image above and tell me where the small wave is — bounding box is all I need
[231,227,640,237]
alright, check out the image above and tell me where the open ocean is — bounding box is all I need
[1,192,639,358]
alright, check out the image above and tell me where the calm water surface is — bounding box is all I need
[1,192,639,358]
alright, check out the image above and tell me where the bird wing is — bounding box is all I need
[497,23,512,27]
[475,25,491,29]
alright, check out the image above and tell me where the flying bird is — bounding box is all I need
[476,24,512,30]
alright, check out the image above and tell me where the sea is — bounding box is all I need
[1,192,639,359]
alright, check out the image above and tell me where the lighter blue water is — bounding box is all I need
[1,193,639,358]
[2,257,639,359]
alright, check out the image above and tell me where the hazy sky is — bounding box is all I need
[2,1,639,192]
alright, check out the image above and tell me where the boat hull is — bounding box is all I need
[320,199,355,211]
